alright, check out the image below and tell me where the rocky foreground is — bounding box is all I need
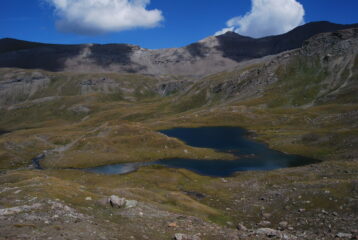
[0,159,357,239]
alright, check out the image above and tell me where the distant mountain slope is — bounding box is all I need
[0,21,357,76]
[0,38,48,54]
[214,21,358,61]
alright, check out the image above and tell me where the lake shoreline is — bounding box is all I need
[87,126,320,177]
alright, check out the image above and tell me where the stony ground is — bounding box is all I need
[0,156,357,239]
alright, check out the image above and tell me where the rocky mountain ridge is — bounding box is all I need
[0,21,357,77]
[0,27,357,110]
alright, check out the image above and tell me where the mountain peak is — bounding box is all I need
[221,31,238,36]
[216,31,253,39]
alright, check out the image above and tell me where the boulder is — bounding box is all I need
[258,220,271,227]
[68,105,91,114]
[255,228,280,237]
[336,233,353,238]
[174,233,201,240]
[255,228,297,239]
[279,221,289,229]
[236,223,247,231]
[107,196,138,209]
[108,195,126,208]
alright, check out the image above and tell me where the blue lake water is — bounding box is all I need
[87,126,319,177]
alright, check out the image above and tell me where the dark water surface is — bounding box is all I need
[87,127,319,177]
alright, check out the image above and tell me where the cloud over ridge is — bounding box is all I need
[215,0,305,38]
[46,0,164,35]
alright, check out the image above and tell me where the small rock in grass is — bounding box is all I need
[85,197,92,201]
[174,233,201,240]
[107,196,138,208]
[262,213,272,218]
[256,228,297,239]
[336,232,352,238]
[255,228,279,237]
[258,221,271,227]
[279,221,288,229]
[221,178,228,183]
[236,223,247,231]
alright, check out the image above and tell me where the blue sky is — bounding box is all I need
[0,0,357,49]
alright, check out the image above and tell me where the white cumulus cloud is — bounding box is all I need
[215,0,305,38]
[45,0,164,35]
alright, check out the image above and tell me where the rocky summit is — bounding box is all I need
[0,22,357,240]
[1,21,357,77]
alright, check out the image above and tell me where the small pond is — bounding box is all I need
[87,127,319,177]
